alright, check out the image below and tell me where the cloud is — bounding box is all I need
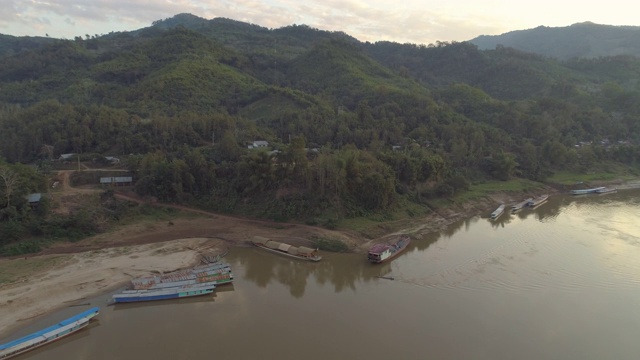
[0,0,637,43]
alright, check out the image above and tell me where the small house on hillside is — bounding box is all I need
[25,193,42,208]
[105,156,120,164]
[248,140,269,149]
[100,176,133,186]
[59,153,75,161]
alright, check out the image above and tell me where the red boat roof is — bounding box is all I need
[368,244,391,254]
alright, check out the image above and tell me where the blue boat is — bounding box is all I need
[0,307,99,359]
[112,283,216,303]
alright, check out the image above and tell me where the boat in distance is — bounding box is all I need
[251,236,322,261]
[490,204,505,219]
[113,283,216,303]
[0,307,99,359]
[527,194,549,207]
[570,187,606,195]
[368,235,411,264]
[595,187,617,194]
[130,262,233,289]
[511,198,533,211]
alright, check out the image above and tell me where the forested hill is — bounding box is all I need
[0,13,640,232]
[469,22,640,60]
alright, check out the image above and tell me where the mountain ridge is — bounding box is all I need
[469,22,640,60]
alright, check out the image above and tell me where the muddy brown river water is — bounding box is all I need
[4,190,640,360]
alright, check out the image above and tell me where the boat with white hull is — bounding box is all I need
[368,235,411,264]
[527,194,549,208]
[595,187,616,194]
[511,198,533,211]
[490,204,505,219]
[570,187,605,195]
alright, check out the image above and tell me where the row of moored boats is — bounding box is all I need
[491,194,549,219]
[0,259,234,359]
[491,185,618,220]
[112,261,234,303]
[250,235,411,265]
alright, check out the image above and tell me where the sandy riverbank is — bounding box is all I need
[0,237,223,338]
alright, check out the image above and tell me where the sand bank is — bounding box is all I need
[0,238,220,338]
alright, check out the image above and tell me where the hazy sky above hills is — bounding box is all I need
[3,0,638,44]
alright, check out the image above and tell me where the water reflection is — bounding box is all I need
[236,238,441,297]
[9,188,640,360]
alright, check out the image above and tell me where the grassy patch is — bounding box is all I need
[337,197,430,235]
[312,236,349,252]
[547,164,640,185]
[450,179,544,204]
[0,255,70,284]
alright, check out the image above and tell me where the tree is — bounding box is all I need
[0,167,19,208]
[490,151,517,181]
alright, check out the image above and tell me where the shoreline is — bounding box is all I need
[0,185,561,340]
[0,237,220,339]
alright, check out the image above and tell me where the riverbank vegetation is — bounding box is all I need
[1,15,640,254]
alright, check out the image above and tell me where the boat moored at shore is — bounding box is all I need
[251,236,322,261]
[367,235,411,264]
[511,198,533,212]
[113,283,216,303]
[527,194,549,208]
[0,307,99,359]
[131,262,233,290]
[570,187,606,195]
[595,187,617,194]
[490,204,505,219]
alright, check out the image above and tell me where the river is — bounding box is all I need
[4,190,640,359]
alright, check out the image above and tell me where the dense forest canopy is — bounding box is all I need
[1,14,640,250]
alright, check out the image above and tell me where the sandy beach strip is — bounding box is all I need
[0,238,222,339]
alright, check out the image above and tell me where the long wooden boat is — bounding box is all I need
[113,283,216,303]
[367,235,411,264]
[511,198,533,211]
[490,204,505,219]
[0,307,99,359]
[131,262,232,289]
[570,187,605,195]
[140,271,234,290]
[251,236,321,262]
[595,187,617,194]
[527,194,549,207]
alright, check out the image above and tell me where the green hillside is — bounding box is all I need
[1,14,640,252]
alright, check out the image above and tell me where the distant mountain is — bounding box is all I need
[0,34,56,57]
[469,22,640,60]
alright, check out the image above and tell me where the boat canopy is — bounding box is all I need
[298,246,316,254]
[287,247,300,255]
[278,243,291,252]
[369,244,390,254]
[265,240,281,249]
[252,236,270,245]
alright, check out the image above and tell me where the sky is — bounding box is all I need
[2,0,639,45]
